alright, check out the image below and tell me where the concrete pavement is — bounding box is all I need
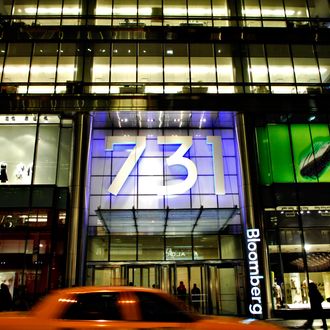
[267,318,330,329]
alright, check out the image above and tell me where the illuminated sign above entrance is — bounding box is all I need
[105,135,225,196]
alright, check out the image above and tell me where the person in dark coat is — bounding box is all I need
[0,283,13,311]
[303,281,327,329]
[176,281,187,301]
[191,283,201,312]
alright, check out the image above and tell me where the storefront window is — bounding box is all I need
[0,123,36,185]
[265,209,330,310]
[56,124,73,187]
[34,125,60,185]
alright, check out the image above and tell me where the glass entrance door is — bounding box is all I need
[126,265,161,288]
[86,262,246,316]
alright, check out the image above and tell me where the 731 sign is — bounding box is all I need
[105,136,225,196]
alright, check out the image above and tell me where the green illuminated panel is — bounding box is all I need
[255,127,272,185]
[256,124,330,184]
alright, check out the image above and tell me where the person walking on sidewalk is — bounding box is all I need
[302,281,327,329]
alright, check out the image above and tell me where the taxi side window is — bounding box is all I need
[134,292,194,323]
[60,292,122,320]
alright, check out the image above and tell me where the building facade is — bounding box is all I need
[0,0,329,319]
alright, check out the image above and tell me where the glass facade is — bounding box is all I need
[0,0,329,320]
[256,119,330,313]
[1,41,330,94]
[0,114,73,304]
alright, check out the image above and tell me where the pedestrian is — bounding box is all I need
[176,281,187,301]
[0,283,13,311]
[191,283,201,312]
[302,281,327,329]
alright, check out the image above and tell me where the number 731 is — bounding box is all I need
[105,136,225,196]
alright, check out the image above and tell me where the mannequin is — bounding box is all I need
[0,163,8,183]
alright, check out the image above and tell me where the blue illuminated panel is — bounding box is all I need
[89,129,239,212]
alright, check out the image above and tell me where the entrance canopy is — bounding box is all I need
[96,206,240,235]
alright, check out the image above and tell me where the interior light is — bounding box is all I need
[308,115,316,122]
[304,244,311,252]
[166,49,174,55]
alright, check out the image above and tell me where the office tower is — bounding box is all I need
[0,0,329,319]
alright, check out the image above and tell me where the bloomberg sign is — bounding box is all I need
[247,229,263,317]
[105,135,225,196]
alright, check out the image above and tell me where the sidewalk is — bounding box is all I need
[267,318,330,329]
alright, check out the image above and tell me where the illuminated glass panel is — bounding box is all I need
[267,44,295,93]
[34,125,60,184]
[316,45,330,85]
[190,44,216,85]
[89,123,239,213]
[248,44,269,86]
[138,236,164,260]
[110,235,137,261]
[193,235,219,260]
[256,124,330,184]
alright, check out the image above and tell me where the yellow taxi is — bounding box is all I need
[0,286,284,330]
